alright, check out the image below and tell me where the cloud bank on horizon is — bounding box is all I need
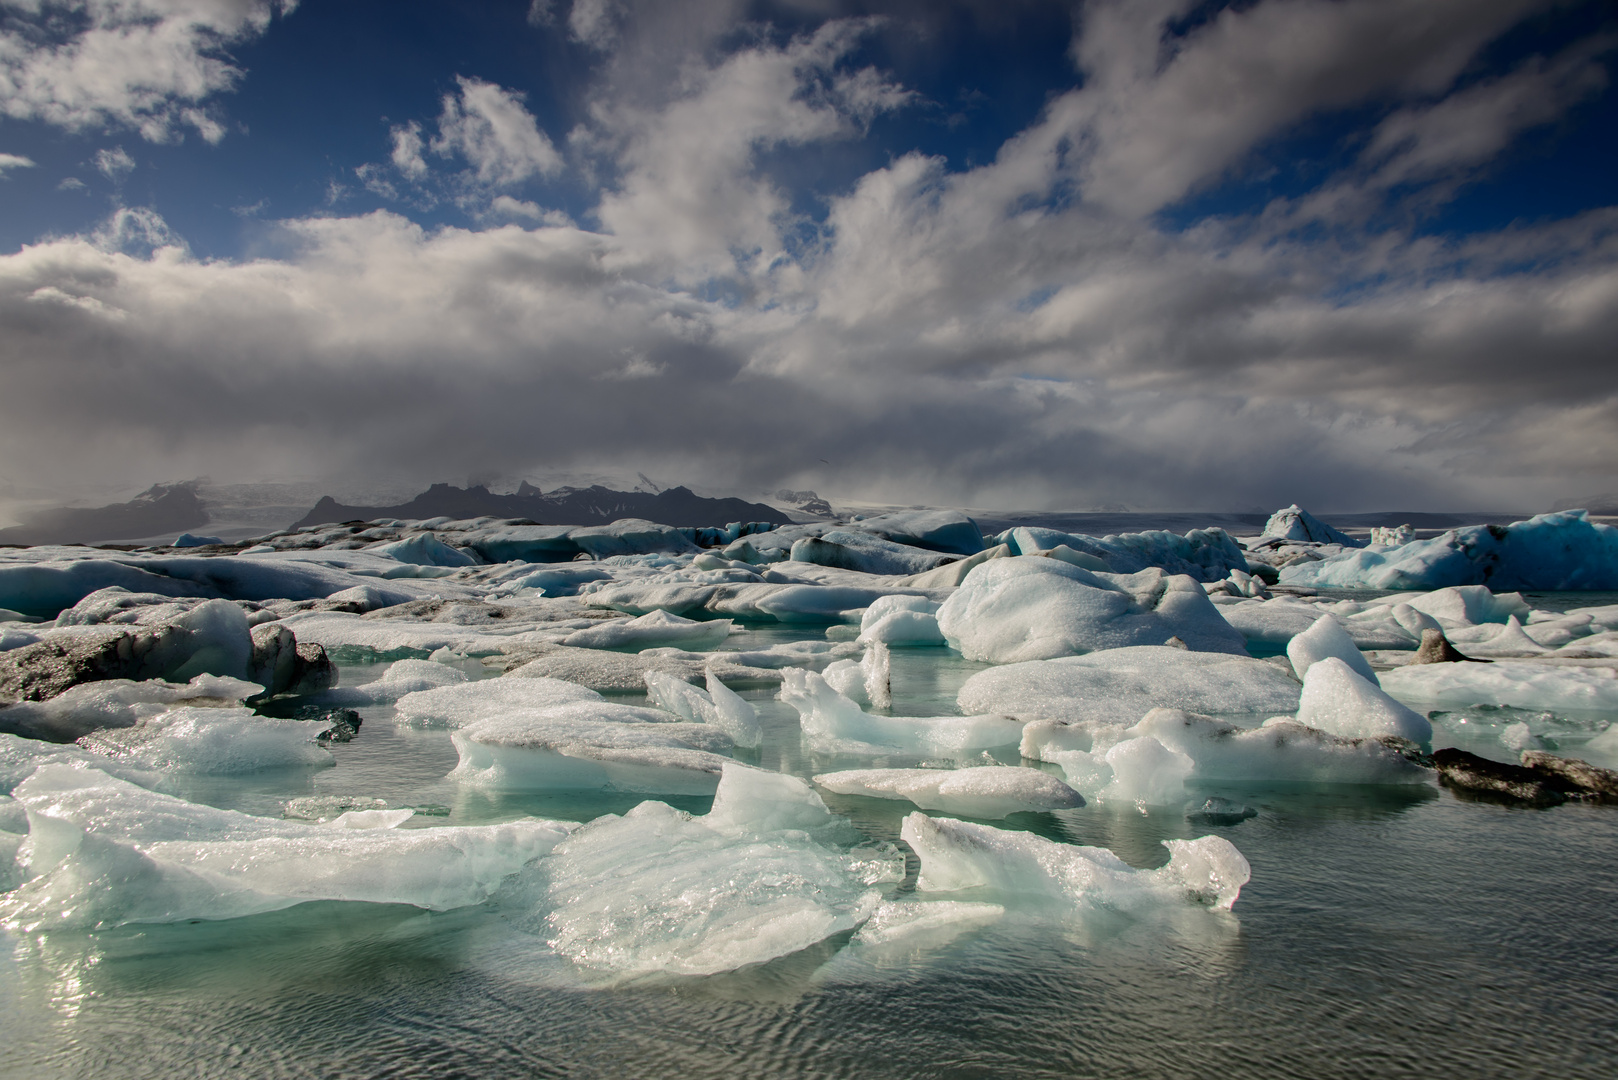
[0,0,1613,513]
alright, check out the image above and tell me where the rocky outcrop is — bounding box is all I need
[1411,629,1490,664]
[249,623,337,697]
[0,624,199,702]
[1432,747,1618,806]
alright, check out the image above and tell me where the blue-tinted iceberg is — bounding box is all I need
[1279,511,1618,590]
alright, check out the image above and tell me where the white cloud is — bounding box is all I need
[389,120,428,180]
[0,152,36,175]
[0,0,295,143]
[430,76,562,186]
[95,145,135,180]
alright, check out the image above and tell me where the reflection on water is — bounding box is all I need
[2,641,1617,1080]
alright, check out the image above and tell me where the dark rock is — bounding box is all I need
[0,624,197,704]
[291,705,362,742]
[1412,629,1491,665]
[1519,750,1618,804]
[248,624,336,697]
[292,642,337,694]
[1431,748,1565,806]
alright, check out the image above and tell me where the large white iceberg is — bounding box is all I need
[1280,511,1618,590]
[957,646,1301,726]
[0,765,572,930]
[1295,658,1432,744]
[813,766,1084,818]
[937,558,1248,663]
[1261,505,1361,546]
[532,764,901,977]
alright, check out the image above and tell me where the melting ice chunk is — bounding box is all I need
[0,765,572,930]
[309,658,468,706]
[1287,613,1378,684]
[901,812,1250,911]
[533,763,902,977]
[642,668,763,748]
[448,703,735,794]
[779,669,1023,757]
[562,609,733,651]
[813,766,1084,818]
[395,675,604,728]
[1378,660,1618,714]
[76,706,333,773]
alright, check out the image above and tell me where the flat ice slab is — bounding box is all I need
[813,766,1084,818]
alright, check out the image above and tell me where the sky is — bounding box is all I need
[0,0,1614,515]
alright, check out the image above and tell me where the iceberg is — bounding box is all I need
[642,669,763,748]
[562,609,734,651]
[0,672,262,742]
[1287,614,1378,683]
[75,706,334,773]
[1296,658,1432,744]
[995,526,1251,583]
[1261,505,1361,547]
[957,646,1302,726]
[790,532,959,576]
[813,766,1084,818]
[779,670,1023,757]
[368,533,479,567]
[308,657,469,706]
[937,557,1248,663]
[0,765,572,930]
[857,595,945,646]
[395,676,607,728]
[533,764,901,976]
[1279,511,1618,590]
[1022,708,1430,791]
[901,813,1249,911]
[448,703,736,794]
[1379,661,1618,714]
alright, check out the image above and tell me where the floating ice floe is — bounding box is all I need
[533,764,902,977]
[1296,658,1432,744]
[642,669,763,748]
[1022,708,1430,796]
[821,641,892,709]
[1280,511,1618,590]
[779,670,1023,757]
[448,703,736,794]
[503,644,778,692]
[0,764,572,930]
[0,672,263,742]
[901,813,1250,911]
[76,706,334,773]
[562,609,733,651]
[1380,661,1618,714]
[957,646,1301,726]
[308,658,469,706]
[395,676,607,728]
[813,766,1084,818]
[849,899,1006,949]
[937,558,1248,663]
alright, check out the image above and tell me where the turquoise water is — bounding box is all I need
[3,632,1616,1079]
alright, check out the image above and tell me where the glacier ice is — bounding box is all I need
[1279,511,1618,590]
[533,764,901,977]
[937,557,1248,663]
[642,668,763,748]
[395,676,605,728]
[309,657,469,706]
[1379,661,1618,714]
[1021,708,1430,791]
[1296,658,1432,745]
[562,609,733,651]
[957,646,1301,726]
[857,595,945,646]
[448,704,735,794]
[0,672,262,742]
[994,526,1251,583]
[901,812,1249,911]
[779,670,1022,757]
[0,764,572,930]
[75,706,334,773]
[1287,614,1378,684]
[812,766,1084,818]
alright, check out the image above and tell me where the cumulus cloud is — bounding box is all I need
[0,0,295,142]
[430,76,563,185]
[94,145,135,180]
[0,0,1612,513]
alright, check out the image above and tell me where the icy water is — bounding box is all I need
[3,625,1617,1079]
